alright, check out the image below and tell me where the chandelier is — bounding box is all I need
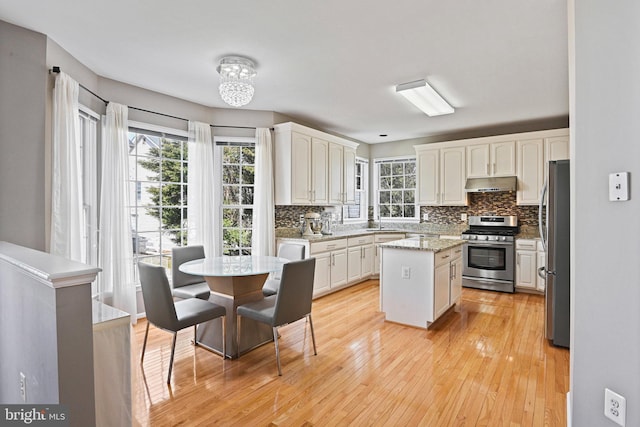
[216,56,257,107]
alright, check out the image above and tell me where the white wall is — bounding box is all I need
[571,0,640,425]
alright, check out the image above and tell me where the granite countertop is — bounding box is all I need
[276,224,466,242]
[516,225,541,240]
[380,237,465,253]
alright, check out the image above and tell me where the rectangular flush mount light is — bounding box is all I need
[396,79,454,116]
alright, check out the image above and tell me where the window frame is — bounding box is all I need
[214,136,256,256]
[373,155,419,223]
[342,157,369,223]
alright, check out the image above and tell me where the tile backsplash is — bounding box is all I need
[275,191,539,229]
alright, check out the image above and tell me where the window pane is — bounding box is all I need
[405,162,416,175]
[392,176,404,189]
[242,165,255,184]
[379,163,391,176]
[223,208,239,227]
[379,190,391,204]
[406,174,416,188]
[241,186,254,205]
[380,204,390,217]
[242,147,255,164]
[242,208,253,228]
[392,163,404,175]
[223,165,240,184]
[404,205,415,217]
[391,191,403,204]
[222,185,239,205]
[223,146,240,164]
[404,190,415,204]
[380,176,392,190]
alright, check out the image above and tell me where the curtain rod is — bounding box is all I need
[50,66,273,131]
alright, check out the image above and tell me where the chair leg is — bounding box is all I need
[308,314,317,356]
[236,315,241,359]
[273,326,282,376]
[167,332,177,384]
[221,316,227,359]
[140,321,150,363]
[193,325,197,345]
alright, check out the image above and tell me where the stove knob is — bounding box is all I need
[500,236,507,241]
[479,235,488,241]
[471,235,477,240]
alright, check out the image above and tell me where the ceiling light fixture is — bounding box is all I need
[396,79,454,116]
[216,56,257,107]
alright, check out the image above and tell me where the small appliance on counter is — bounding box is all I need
[302,212,323,236]
[320,212,334,235]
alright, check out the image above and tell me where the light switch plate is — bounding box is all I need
[609,172,630,201]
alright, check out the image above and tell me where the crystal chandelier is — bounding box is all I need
[216,56,257,107]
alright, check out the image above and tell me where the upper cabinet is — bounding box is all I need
[274,122,359,205]
[416,145,467,206]
[516,138,545,205]
[466,141,516,178]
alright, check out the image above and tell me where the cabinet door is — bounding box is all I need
[517,139,544,205]
[536,250,546,292]
[361,244,375,278]
[434,262,451,320]
[450,257,463,304]
[417,148,439,205]
[466,144,490,178]
[516,250,537,289]
[313,252,331,296]
[311,138,329,204]
[440,146,467,206]
[291,132,312,204]
[328,143,344,205]
[347,246,362,283]
[491,141,516,176]
[545,136,570,162]
[343,147,357,204]
[331,248,348,288]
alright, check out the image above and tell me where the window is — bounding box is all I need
[343,158,368,222]
[374,157,417,220]
[219,140,255,255]
[127,128,189,275]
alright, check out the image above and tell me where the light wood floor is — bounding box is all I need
[131,280,569,426]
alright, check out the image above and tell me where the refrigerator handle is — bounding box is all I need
[539,181,548,251]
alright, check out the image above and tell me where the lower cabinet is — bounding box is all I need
[450,246,463,303]
[310,239,348,297]
[373,233,406,275]
[347,236,374,283]
[516,238,545,292]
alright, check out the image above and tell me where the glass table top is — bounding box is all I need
[179,255,288,277]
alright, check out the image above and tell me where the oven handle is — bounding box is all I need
[463,241,514,247]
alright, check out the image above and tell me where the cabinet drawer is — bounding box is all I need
[435,249,452,267]
[450,245,463,260]
[310,239,347,254]
[516,239,537,250]
[374,233,405,243]
[348,235,374,246]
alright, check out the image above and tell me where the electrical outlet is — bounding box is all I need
[401,266,411,279]
[461,213,468,221]
[604,388,626,426]
[422,213,429,221]
[19,372,26,402]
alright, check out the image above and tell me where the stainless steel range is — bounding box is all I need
[461,215,518,293]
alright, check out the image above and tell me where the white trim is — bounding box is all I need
[213,135,255,144]
[128,120,188,138]
[79,104,101,120]
[373,155,416,164]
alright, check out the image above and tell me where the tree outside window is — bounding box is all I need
[377,158,416,219]
[221,145,255,255]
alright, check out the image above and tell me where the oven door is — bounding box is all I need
[462,241,514,282]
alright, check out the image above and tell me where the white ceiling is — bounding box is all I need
[0,0,568,144]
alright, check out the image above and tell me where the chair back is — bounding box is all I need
[138,262,178,331]
[273,257,316,326]
[273,243,306,280]
[172,245,205,288]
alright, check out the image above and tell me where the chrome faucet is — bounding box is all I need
[378,214,383,230]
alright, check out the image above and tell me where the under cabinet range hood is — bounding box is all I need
[464,176,517,193]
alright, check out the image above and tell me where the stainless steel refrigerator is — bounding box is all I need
[538,159,570,348]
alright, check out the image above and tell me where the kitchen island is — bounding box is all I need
[380,237,465,328]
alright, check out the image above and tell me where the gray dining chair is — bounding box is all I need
[262,242,306,297]
[237,257,317,375]
[138,262,226,384]
[171,245,211,300]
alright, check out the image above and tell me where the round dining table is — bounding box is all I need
[179,255,287,358]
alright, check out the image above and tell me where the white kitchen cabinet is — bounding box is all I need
[347,235,374,283]
[516,239,538,291]
[329,143,357,205]
[536,240,546,292]
[374,233,406,275]
[274,122,359,206]
[310,239,348,297]
[466,141,516,178]
[450,246,463,304]
[545,135,570,163]
[516,138,545,205]
[434,251,452,319]
[416,145,466,206]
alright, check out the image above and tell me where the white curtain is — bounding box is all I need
[50,72,84,261]
[97,103,137,324]
[251,128,275,256]
[187,121,218,256]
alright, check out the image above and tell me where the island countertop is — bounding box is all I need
[379,236,465,253]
